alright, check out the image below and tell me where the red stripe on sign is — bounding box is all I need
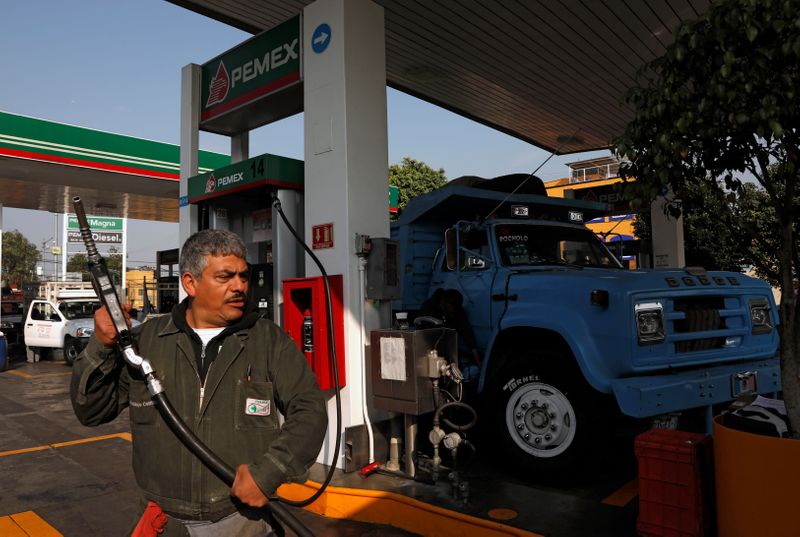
[188,178,303,203]
[201,71,301,122]
[0,148,180,181]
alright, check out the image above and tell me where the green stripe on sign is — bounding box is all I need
[0,111,229,175]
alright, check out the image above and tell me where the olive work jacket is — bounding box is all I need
[70,309,328,521]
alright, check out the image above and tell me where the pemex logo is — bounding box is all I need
[206,61,230,107]
[205,174,216,194]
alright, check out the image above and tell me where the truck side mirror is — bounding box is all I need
[445,228,457,271]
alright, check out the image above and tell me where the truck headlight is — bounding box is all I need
[635,302,665,344]
[76,327,94,337]
[0,320,12,329]
[749,298,772,335]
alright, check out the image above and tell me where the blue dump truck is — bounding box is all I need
[391,175,780,478]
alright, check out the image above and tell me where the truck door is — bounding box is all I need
[24,300,65,348]
[444,225,497,349]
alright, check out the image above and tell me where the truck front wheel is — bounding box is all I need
[488,351,611,482]
[63,337,80,366]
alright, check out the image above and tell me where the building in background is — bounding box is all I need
[125,268,156,312]
[546,157,641,268]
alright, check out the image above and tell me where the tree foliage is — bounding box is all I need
[67,248,123,283]
[1,230,40,285]
[615,0,800,434]
[633,180,775,278]
[388,157,448,215]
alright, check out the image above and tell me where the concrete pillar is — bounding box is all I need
[179,64,202,298]
[303,0,389,468]
[650,187,685,268]
[231,132,249,163]
[273,190,303,326]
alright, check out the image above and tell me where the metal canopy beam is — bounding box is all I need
[167,0,710,154]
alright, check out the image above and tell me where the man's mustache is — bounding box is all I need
[225,293,246,303]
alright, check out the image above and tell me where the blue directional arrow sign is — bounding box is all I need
[312,23,331,54]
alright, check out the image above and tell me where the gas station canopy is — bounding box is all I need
[168,0,710,153]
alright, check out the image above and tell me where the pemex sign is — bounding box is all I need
[200,16,301,129]
[67,214,124,244]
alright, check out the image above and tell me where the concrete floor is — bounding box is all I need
[0,355,640,537]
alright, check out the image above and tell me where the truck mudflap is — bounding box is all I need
[611,357,781,418]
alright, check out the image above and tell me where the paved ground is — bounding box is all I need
[0,354,641,537]
[0,357,418,537]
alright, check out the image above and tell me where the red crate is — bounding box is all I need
[635,428,713,537]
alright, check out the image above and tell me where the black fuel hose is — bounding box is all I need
[153,393,311,537]
[435,401,478,432]
[269,192,342,508]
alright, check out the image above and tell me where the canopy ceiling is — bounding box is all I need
[169,0,710,153]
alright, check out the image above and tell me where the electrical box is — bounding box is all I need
[365,238,400,300]
[370,328,457,415]
[283,275,346,390]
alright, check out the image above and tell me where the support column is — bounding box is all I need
[231,132,249,163]
[650,188,685,268]
[273,190,303,326]
[303,0,389,468]
[179,64,202,298]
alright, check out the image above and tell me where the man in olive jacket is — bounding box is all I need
[71,229,328,536]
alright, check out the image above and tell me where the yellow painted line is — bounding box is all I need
[601,478,638,507]
[0,516,28,537]
[277,481,542,537]
[9,511,62,536]
[5,370,32,378]
[0,432,131,458]
[2,370,71,379]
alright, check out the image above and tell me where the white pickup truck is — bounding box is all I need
[24,282,100,365]
[23,281,138,365]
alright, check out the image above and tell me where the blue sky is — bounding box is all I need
[1,0,610,268]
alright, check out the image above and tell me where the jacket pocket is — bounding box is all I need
[128,378,158,427]
[235,380,279,431]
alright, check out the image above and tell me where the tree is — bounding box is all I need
[615,0,800,435]
[633,180,767,274]
[67,248,124,284]
[66,253,91,281]
[2,230,40,285]
[389,157,448,216]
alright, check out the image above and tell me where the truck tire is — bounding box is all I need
[488,350,611,482]
[63,337,80,366]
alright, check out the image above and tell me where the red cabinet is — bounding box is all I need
[283,275,346,390]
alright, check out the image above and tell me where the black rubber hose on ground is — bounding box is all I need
[153,392,313,537]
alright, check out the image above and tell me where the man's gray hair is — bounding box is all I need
[179,229,247,278]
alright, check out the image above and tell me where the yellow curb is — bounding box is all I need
[601,478,639,507]
[0,432,131,458]
[277,481,542,537]
[0,511,62,536]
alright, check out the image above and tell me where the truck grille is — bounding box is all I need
[672,296,727,353]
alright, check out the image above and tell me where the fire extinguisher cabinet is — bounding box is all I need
[283,275,346,390]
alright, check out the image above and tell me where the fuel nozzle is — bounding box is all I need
[302,309,313,354]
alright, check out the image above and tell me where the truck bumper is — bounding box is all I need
[611,357,781,418]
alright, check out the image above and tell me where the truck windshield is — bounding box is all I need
[59,301,101,320]
[494,223,623,269]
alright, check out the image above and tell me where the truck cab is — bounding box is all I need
[24,285,100,365]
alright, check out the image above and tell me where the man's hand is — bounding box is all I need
[93,304,132,347]
[232,464,269,507]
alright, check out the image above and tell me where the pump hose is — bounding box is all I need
[153,393,310,537]
[434,401,478,432]
[270,192,343,508]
